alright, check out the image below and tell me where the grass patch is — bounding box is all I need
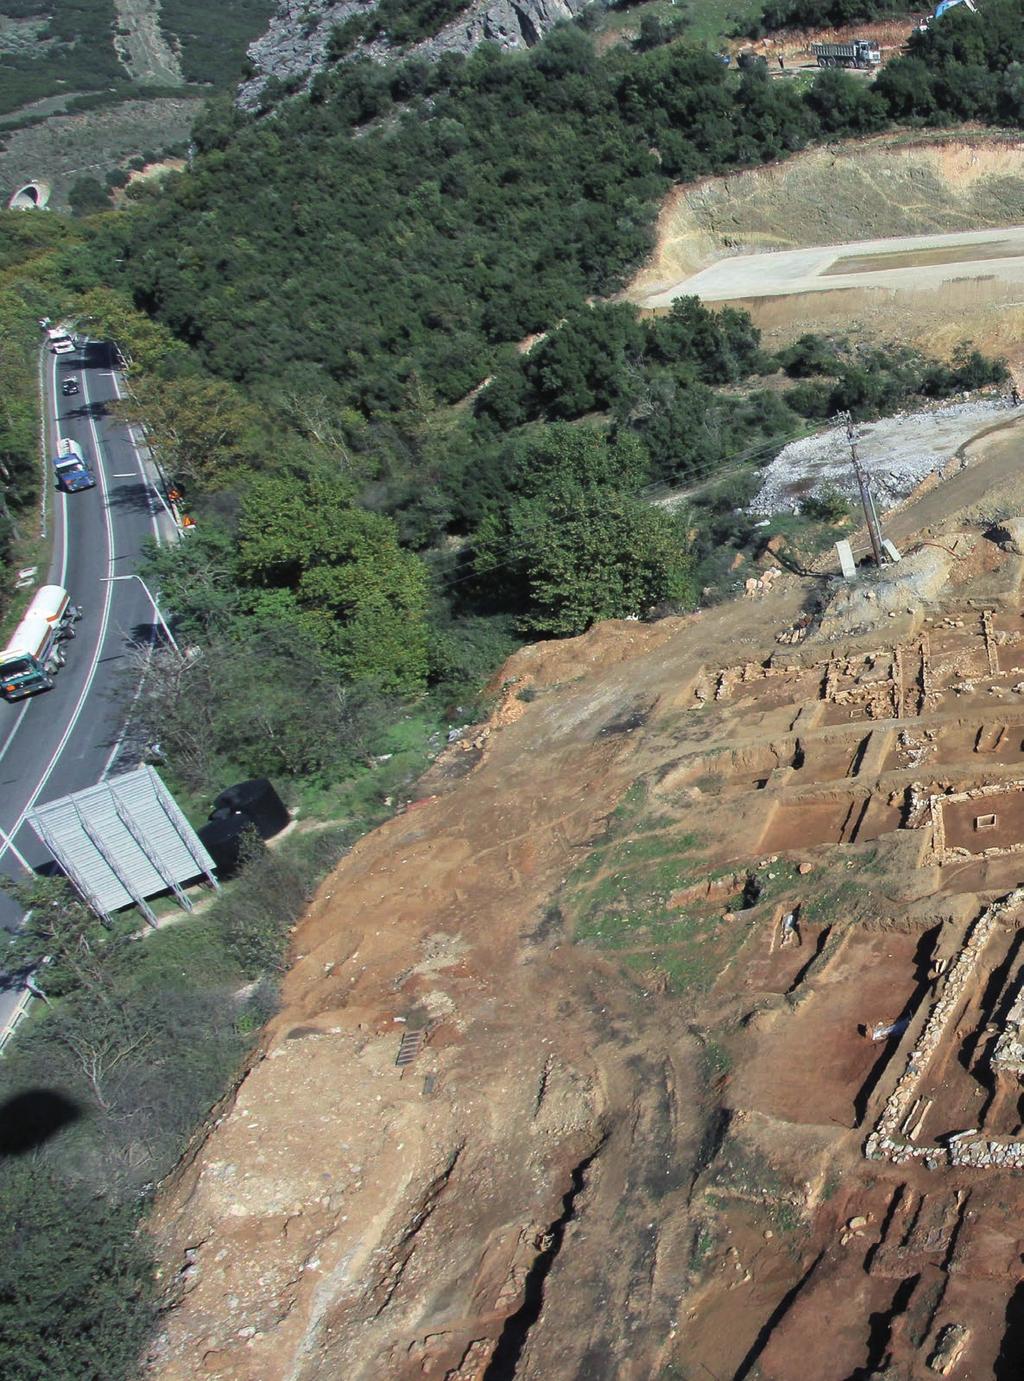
[594,0,764,50]
[689,1219,717,1274]
[561,798,753,992]
[126,915,245,992]
[682,0,763,46]
[800,862,874,925]
[706,1131,805,1232]
[699,1036,732,1084]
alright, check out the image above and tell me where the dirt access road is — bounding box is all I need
[112,0,182,86]
[638,223,1024,308]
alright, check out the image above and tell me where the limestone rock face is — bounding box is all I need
[238,0,588,109]
[238,0,359,108]
[415,0,589,59]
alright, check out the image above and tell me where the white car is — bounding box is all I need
[51,336,76,355]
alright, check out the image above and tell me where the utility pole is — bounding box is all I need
[835,410,884,567]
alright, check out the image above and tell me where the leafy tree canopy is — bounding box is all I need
[0,1161,153,1381]
[237,474,430,691]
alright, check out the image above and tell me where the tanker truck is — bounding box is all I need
[0,585,82,701]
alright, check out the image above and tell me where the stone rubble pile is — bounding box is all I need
[992,984,1024,1076]
[752,400,1008,514]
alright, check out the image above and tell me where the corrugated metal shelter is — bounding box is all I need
[28,766,218,923]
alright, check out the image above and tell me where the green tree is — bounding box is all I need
[477,487,695,635]
[238,475,430,690]
[1,877,117,1001]
[75,286,187,377]
[113,374,262,490]
[67,177,110,218]
[472,425,693,633]
[0,1161,153,1381]
[141,523,244,638]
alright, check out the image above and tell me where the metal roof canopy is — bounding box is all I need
[28,765,218,924]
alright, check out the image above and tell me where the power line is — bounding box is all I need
[833,409,883,566]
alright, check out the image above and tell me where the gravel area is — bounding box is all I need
[752,398,1015,513]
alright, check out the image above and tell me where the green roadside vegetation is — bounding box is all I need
[0,212,76,628]
[0,825,366,1381]
[2,3,1024,1371]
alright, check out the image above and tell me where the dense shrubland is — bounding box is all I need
[96,21,1004,777]
[750,0,908,33]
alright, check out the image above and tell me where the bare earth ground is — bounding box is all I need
[147,404,1024,1379]
[640,225,1024,308]
[626,133,1024,375]
[112,0,183,87]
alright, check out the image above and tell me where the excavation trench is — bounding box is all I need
[484,1143,604,1379]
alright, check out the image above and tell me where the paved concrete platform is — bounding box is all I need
[639,224,1024,307]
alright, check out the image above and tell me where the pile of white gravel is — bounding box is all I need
[752,398,1013,514]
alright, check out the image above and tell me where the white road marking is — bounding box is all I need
[0,702,31,775]
[112,472,134,478]
[100,364,165,780]
[49,351,70,591]
[107,371,173,539]
[0,825,33,875]
[0,345,170,862]
[0,365,117,865]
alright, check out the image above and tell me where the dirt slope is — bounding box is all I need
[146,594,812,1380]
[632,135,1024,292]
[628,133,1024,369]
[147,406,1024,1378]
[112,0,183,86]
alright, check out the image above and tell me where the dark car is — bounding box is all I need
[61,377,80,397]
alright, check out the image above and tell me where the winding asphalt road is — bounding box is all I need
[0,338,175,1039]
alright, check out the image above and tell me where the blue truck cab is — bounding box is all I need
[52,437,96,493]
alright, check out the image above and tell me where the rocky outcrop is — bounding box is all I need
[412,0,589,61]
[238,0,588,109]
[238,0,363,108]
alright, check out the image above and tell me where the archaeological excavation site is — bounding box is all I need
[144,454,1024,1381]
[112,126,1024,1381]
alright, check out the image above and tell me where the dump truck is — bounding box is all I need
[810,39,881,68]
[0,585,81,700]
